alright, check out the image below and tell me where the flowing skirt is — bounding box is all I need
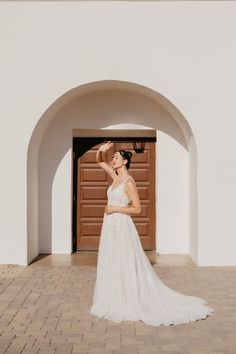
[90,212,215,326]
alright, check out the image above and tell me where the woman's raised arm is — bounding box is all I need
[96,141,116,179]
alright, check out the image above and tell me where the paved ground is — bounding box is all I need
[0,253,236,354]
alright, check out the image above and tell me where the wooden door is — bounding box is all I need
[77,142,156,250]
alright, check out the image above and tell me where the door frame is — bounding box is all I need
[72,134,156,252]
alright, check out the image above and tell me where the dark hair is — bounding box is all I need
[117,149,133,169]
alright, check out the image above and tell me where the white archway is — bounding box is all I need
[27,80,198,265]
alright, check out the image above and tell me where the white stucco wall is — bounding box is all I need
[157,132,189,254]
[0,1,236,266]
[52,150,72,254]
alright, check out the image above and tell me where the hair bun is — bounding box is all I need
[127,151,132,158]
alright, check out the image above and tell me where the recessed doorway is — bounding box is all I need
[72,132,156,252]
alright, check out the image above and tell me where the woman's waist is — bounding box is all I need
[107,201,130,207]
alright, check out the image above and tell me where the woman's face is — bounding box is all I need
[110,151,127,170]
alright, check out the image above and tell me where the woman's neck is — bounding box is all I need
[115,167,129,179]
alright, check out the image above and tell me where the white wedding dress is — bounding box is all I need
[90,176,215,326]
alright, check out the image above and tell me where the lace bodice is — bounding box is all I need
[107,176,131,207]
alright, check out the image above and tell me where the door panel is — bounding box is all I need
[77,141,156,250]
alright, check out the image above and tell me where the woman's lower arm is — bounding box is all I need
[115,205,141,215]
[96,149,104,163]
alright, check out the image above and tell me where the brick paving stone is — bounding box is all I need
[106,335,120,347]
[90,334,105,341]
[88,341,105,349]
[152,337,171,345]
[162,343,188,351]
[119,344,138,353]
[105,343,120,350]
[153,352,182,354]
[138,345,164,352]
[135,328,154,336]
[88,350,113,354]
[38,350,56,354]
[183,350,205,354]
[51,336,68,344]
[107,326,121,334]
[113,348,138,354]
[53,342,74,352]
[73,345,89,352]
[138,350,163,354]
[66,336,83,344]
[135,335,152,344]
[121,335,137,345]
[207,352,230,354]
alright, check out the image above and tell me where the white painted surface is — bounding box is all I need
[0,2,236,265]
[157,132,189,254]
[52,150,72,254]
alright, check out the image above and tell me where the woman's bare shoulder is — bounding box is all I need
[125,175,136,186]
[127,175,135,181]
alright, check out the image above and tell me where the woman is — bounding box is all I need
[90,141,215,326]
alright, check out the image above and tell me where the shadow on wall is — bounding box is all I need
[27,80,197,265]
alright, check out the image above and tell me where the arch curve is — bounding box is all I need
[27,80,198,265]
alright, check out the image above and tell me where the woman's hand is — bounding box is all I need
[105,204,118,215]
[99,141,114,152]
